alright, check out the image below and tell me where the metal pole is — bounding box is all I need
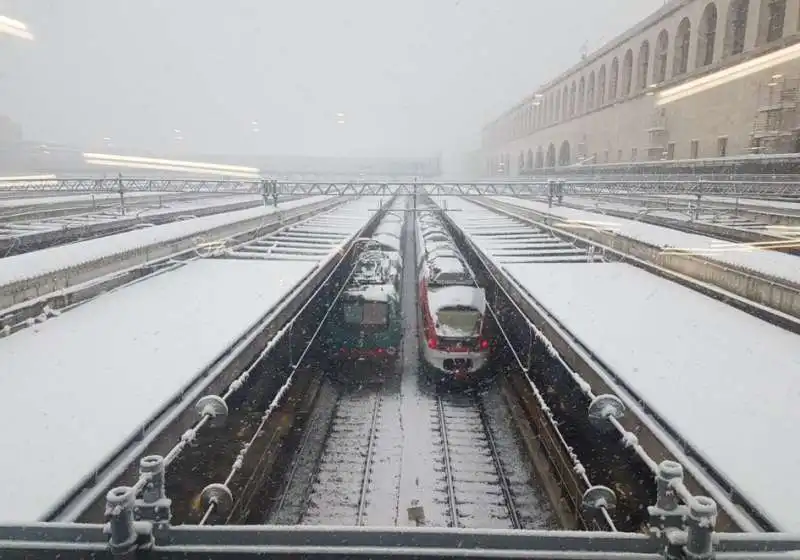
[117,173,125,216]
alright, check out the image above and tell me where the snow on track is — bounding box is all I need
[494,196,800,286]
[504,261,800,532]
[0,258,318,522]
[0,195,331,287]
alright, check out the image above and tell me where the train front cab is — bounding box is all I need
[325,283,402,382]
[418,279,491,385]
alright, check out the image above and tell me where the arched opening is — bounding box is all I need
[759,0,786,44]
[724,0,749,56]
[546,143,556,168]
[653,30,669,83]
[609,57,620,100]
[526,148,533,171]
[673,18,691,77]
[622,49,634,96]
[535,147,544,169]
[518,151,525,173]
[554,93,561,122]
[562,86,569,120]
[587,71,596,111]
[578,77,586,114]
[696,3,718,68]
[558,140,571,166]
[598,65,607,106]
[637,40,650,90]
[569,82,577,116]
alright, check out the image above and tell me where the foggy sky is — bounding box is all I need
[1,0,665,158]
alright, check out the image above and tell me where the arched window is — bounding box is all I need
[587,71,596,111]
[696,3,718,68]
[638,40,650,90]
[609,57,620,100]
[535,147,544,169]
[546,144,556,168]
[558,140,571,166]
[598,65,607,106]
[569,82,577,116]
[526,149,533,170]
[724,0,749,56]
[622,49,634,96]
[562,86,569,120]
[578,77,586,113]
[653,30,669,83]
[760,0,786,44]
[673,18,691,77]
[554,93,561,122]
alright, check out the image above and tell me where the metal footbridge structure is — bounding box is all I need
[4,175,800,198]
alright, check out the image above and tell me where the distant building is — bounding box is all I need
[482,0,800,176]
[0,115,23,145]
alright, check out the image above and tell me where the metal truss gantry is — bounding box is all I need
[3,176,800,198]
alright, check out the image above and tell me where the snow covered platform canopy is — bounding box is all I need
[0,197,382,523]
[438,195,800,532]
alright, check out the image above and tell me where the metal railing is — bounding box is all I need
[0,454,798,558]
[2,175,800,197]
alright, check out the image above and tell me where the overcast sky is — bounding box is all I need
[1,0,665,157]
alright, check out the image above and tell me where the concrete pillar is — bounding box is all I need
[783,0,800,36]
[745,0,762,49]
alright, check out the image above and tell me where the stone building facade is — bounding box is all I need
[482,0,800,176]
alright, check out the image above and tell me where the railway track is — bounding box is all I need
[435,393,520,529]
[270,379,555,530]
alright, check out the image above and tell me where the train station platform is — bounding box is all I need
[0,196,378,522]
[504,261,800,531]
[494,196,800,287]
[0,195,331,288]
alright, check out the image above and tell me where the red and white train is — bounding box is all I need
[415,205,491,382]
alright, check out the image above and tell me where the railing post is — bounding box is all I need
[135,455,172,542]
[685,496,717,559]
[117,173,125,216]
[104,486,138,554]
[648,460,687,560]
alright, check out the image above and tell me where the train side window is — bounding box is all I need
[343,303,362,324]
[362,302,388,326]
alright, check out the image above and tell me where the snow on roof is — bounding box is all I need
[0,195,333,288]
[0,258,318,522]
[427,285,486,316]
[372,232,401,253]
[344,283,397,303]
[494,196,800,287]
[0,191,181,209]
[505,261,800,531]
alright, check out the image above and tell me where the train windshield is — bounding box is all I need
[343,301,389,327]
[436,308,482,338]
